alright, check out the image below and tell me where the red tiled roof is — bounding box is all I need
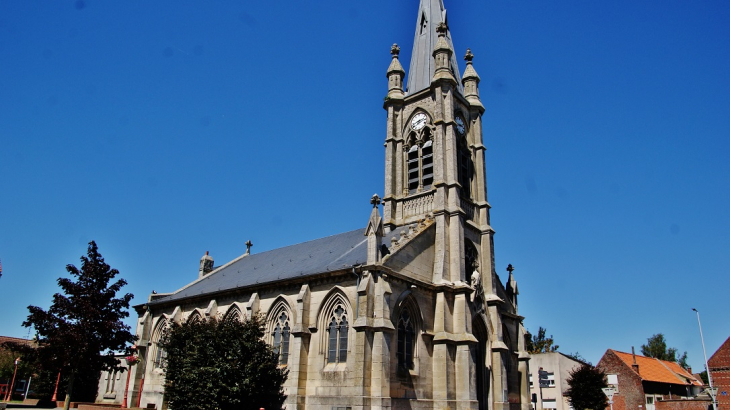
[612,350,702,386]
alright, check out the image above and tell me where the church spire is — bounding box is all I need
[406,0,462,95]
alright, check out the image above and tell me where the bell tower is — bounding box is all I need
[382,0,491,285]
[382,3,529,410]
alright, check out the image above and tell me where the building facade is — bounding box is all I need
[126,2,531,410]
[528,353,586,410]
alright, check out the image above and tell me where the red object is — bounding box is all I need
[135,377,144,408]
[121,365,133,409]
[51,371,61,402]
[5,358,19,401]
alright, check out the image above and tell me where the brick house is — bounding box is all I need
[597,349,706,410]
[709,335,730,409]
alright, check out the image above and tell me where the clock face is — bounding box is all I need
[411,113,428,131]
[455,115,466,136]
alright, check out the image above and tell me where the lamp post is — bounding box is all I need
[692,308,717,410]
[51,371,61,403]
[5,358,19,402]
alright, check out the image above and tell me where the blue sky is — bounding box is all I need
[1,0,728,371]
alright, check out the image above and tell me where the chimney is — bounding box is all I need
[632,346,640,375]
[199,251,214,279]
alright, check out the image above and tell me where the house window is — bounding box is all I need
[397,310,416,369]
[327,304,349,363]
[542,399,557,409]
[546,372,555,387]
[272,311,291,365]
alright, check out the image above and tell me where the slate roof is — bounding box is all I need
[150,226,406,306]
[406,0,463,95]
[612,350,702,386]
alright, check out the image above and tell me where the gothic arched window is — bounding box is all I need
[272,311,291,365]
[151,319,168,369]
[397,310,416,369]
[223,305,242,323]
[327,304,349,363]
[406,126,434,194]
[186,311,202,324]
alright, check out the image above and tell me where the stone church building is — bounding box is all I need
[127,1,531,410]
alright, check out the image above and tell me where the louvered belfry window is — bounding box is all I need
[457,136,473,198]
[406,129,434,194]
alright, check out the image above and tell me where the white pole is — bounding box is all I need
[692,308,717,410]
[24,377,31,400]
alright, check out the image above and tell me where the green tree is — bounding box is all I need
[161,315,287,410]
[23,241,135,410]
[566,351,589,364]
[565,363,607,410]
[641,333,688,368]
[699,370,709,385]
[0,341,36,400]
[525,327,559,354]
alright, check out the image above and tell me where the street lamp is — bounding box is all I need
[5,358,19,402]
[692,308,717,410]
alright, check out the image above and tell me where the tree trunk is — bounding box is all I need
[63,371,75,410]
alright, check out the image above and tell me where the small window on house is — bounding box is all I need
[546,372,555,387]
[542,399,557,409]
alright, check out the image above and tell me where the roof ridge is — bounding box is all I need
[654,357,687,384]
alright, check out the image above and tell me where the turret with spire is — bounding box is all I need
[462,48,484,112]
[431,22,457,86]
[386,44,405,101]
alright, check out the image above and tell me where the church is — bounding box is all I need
[127,1,531,410]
